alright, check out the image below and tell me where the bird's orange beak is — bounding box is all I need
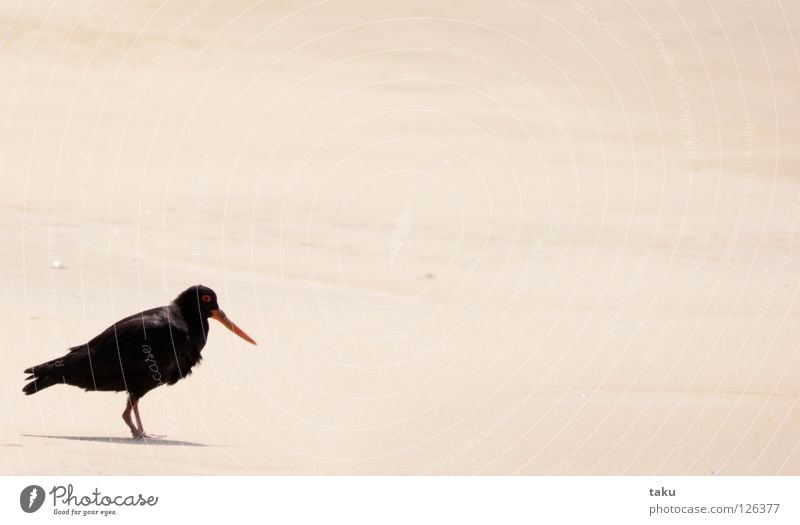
[211,309,257,345]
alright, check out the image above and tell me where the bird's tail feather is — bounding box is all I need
[23,356,70,395]
[22,376,60,395]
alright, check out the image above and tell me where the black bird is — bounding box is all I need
[23,285,257,439]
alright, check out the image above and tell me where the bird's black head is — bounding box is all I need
[174,284,220,318]
[173,285,257,345]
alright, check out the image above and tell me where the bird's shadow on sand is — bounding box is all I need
[23,434,206,447]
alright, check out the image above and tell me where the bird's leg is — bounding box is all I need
[122,395,139,438]
[131,398,165,440]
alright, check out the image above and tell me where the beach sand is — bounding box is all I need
[1,0,799,474]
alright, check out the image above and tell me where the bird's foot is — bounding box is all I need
[132,431,166,440]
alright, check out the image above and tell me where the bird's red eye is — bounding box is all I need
[201,294,212,303]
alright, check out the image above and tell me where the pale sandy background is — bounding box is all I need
[1,0,799,474]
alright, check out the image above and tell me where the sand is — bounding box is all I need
[1,0,799,475]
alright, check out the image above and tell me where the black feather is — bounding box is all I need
[22,285,217,399]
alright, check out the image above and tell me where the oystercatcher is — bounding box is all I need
[23,285,257,439]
